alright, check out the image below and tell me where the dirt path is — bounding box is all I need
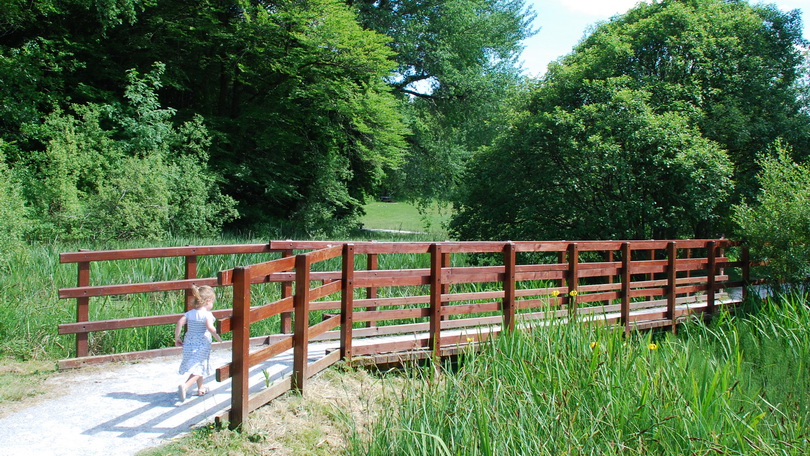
[0,343,332,456]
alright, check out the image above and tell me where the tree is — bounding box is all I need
[1,0,410,235]
[452,0,808,241]
[21,64,237,241]
[350,0,534,204]
[733,144,810,286]
[451,83,733,241]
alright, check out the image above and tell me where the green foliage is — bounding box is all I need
[451,0,808,241]
[453,84,733,240]
[21,64,237,241]
[733,144,810,285]
[353,0,534,204]
[0,143,29,267]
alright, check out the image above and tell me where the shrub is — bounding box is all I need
[733,143,810,286]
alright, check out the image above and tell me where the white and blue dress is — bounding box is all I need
[178,308,215,377]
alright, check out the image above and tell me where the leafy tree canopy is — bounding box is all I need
[452,0,808,241]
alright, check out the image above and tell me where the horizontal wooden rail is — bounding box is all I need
[61,243,277,263]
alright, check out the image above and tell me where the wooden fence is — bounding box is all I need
[59,239,749,429]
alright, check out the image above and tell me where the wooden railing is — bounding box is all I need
[59,239,749,429]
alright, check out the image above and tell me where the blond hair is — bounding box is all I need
[190,285,216,309]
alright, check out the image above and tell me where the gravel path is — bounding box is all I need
[0,343,333,456]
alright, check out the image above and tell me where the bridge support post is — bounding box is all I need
[280,249,294,334]
[503,242,516,331]
[366,253,378,327]
[741,245,750,301]
[667,242,677,333]
[567,243,579,320]
[76,255,90,358]
[707,241,717,314]
[429,244,443,360]
[341,244,355,362]
[293,254,311,392]
[230,266,251,430]
[621,242,632,336]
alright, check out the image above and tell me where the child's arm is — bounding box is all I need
[206,317,223,343]
[175,315,187,346]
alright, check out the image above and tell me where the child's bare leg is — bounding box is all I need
[195,376,205,394]
[182,374,200,391]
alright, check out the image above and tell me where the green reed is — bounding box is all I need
[347,292,810,455]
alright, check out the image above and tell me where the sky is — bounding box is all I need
[520,0,810,77]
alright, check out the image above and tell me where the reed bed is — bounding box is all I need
[347,293,810,455]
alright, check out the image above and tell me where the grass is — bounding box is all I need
[346,293,810,455]
[359,201,452,235]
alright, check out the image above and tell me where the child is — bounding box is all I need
[175,284,223,402]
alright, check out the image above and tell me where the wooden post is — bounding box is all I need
[741,245,750,302]
[280,249,294,334]
[621,242,631,336]
[606,251,615,284]
[76,255,90,358]
[366,253,378,328]
[230,266,251,430]
[558,250,567,288]
[429,244,443,359]
[707,241,717,314]
[341,244,355,362]
[441,252,451,320]
[292,254,311,393]
[503,242,516,332]
[567,243,579,319]
[667,242,677,333]
[184,255,197,310]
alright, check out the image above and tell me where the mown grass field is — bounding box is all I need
[359,201,452,235]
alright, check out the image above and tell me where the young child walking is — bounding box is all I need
[175,284,222,402]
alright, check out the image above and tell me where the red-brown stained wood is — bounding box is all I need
[305,244,343,264]
[60,277,220,299]
[365,253,378,328]
[217,336,294,381]
[667,242,677,329]
[429,244,443,358]
[218,297,294,334]
[354,306,430,323]
[230,266,251,430]
[76,259,90,357]
[61,243,275,263]
[292,254,311,392]
[567,243,579,306]
[621,242,631,334]
[707,241,717,313]
[341,244,354,360]
[185,255,197,310]
[310,315,341,339]
[280,249,294,334]
[503,242,516,331]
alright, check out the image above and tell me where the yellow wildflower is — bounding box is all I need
[466,337,474,343]
[648,343,658,350]
[551,290,560,297]
[590,341,598,349]
[569,290,578,297]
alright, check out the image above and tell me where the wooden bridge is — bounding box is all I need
[58,239,750,429]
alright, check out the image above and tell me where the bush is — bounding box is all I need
[733,144,810,285]
[0,144,29,267]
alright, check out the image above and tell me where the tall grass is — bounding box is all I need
[0,230,452,360]
[347,293,810,455]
